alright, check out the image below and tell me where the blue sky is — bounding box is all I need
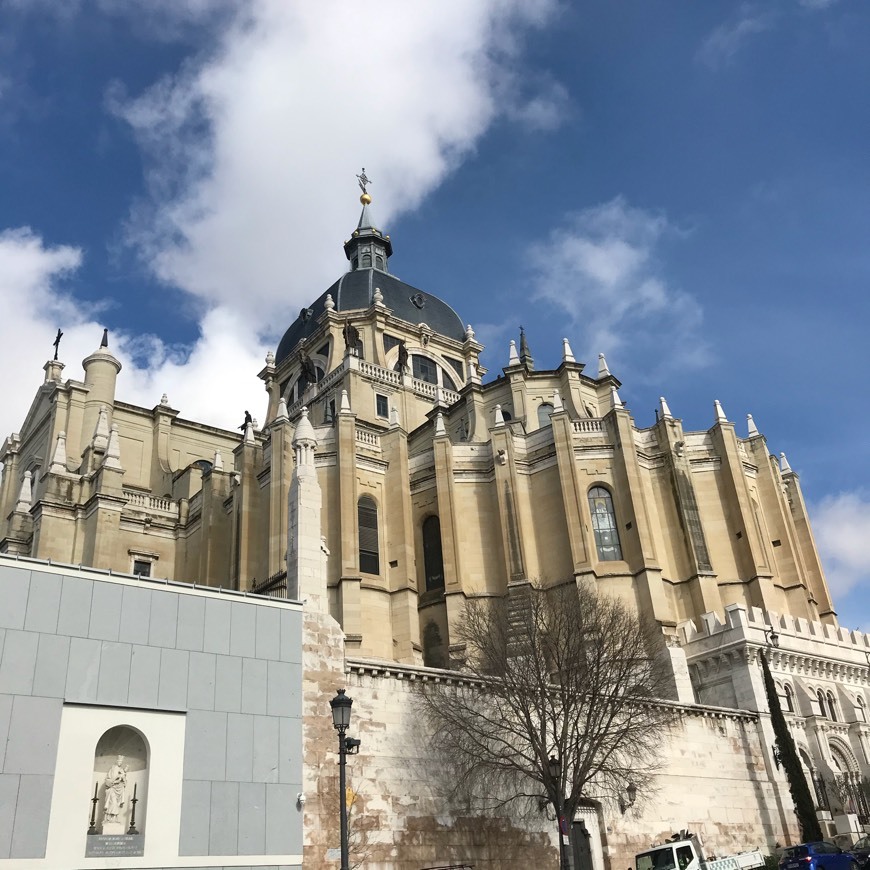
[0,0,868,628]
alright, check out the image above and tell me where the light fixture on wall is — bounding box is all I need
[619,782,638,814]
[296,793,306,809]
[764,626,780,649]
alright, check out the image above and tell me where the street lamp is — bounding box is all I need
[764,625,780,649]
[330,689,361,870]
[548,755,570,870]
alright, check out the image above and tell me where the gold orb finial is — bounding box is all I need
[360,192,372,205]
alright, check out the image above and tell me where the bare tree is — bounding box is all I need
[419,581,676,864]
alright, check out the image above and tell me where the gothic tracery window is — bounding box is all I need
[588,485,622,561]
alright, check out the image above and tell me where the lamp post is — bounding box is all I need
[330,689,360,870]
[548,754,570,870]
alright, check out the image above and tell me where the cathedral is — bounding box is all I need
[1,185,868,869]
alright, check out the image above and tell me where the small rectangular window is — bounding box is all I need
[376,394,389,418]
[132,559,151,578]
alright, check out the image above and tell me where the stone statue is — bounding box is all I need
[342,321,360,355]
[103,755,127,823]
[239,410,253,432]
[300,354,317,384]
[397,340,409,373]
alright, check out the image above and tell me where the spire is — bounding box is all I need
[104,424,123,470]
[276,397,290,422]
[435,412,446,437]
[747,414,759,437]
[92,405,110,452]
[518,327,534,371]
[610,387,624,410]
[553,389,563,412]
[340,389,351,414]
[213,450,224,472]
[714,399,728,424]
[780,452,793,474]
[659,397,673,419]
[598,353,611,378]
[15,470,32,512]
[344,169,393,271]
[49,430,68,474]
[494,404,505,427]
[100,328,109,349]
[562,338,575,364]
[508,340,520,366]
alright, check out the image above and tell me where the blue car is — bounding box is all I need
[779,842,859,870]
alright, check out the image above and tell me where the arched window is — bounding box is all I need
[422,515,445,591]
[783,683,795,713]
[588,486,622,561]
[817,689,827,718]
[827,691,838,722]
[91,726,149,840]
[537,403,554,429]
[361,252,372,268]
[375,255,385,270]
[358,496,379,575]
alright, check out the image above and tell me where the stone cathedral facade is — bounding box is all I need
[1,189,869,869]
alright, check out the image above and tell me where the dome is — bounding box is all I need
[275,268,466,365]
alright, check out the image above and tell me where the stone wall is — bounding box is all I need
[301,608,797,870]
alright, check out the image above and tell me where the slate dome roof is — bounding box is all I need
[275,268,467,365]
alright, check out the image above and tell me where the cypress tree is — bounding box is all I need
[760,649,823,842]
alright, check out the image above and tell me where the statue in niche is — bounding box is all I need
[103,755,128,823]
[397,340,409,373]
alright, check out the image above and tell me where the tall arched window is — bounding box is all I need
[817,689,827,718]
[537,403,554,429]
[375,255,385,270]
[361,252,372,268]
[588,486,622,561]
[783,683,795,713]
[358,496,379,575]
[827,691,838,722]
[422,515,445,591]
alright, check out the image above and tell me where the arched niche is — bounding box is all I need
[90,725,149,838]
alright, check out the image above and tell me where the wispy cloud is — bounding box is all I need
[0,228,267,444]
[528,197,708,381]
[0,1,563,440]
[811,490,870,601]
[696,8,773,70]
[108,1,560,331]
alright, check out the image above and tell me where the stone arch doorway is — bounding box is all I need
[828,738,868,821]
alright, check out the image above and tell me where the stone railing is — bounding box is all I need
[355,428,381,450]
[316,357,348,394]
[572,419,605,436]
[358,359,402,388]
[409,378,460,406]
[123,489,179,518]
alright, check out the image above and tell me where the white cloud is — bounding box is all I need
[0,227,267,450]
[696,8,773,70]
[0,1,563,442]
[811,491,870,599]
[529,197,708,380]
[110,0,560,331]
